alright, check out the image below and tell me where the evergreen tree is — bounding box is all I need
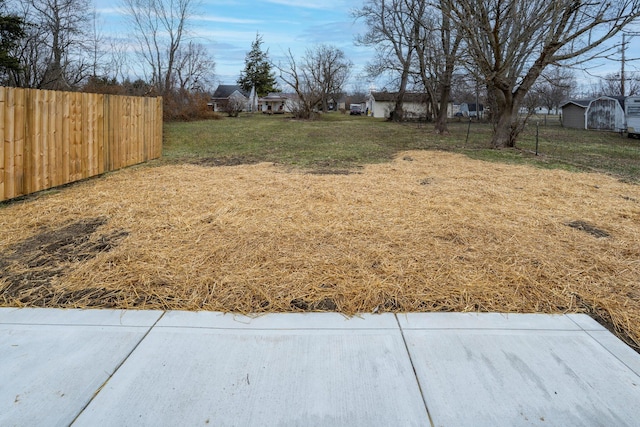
[0,8,26,79]
[237,33,277,97]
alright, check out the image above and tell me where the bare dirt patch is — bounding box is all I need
[307,169,355,176]
[1,151,639,350]
[0,217,128,304]
[565,220,611,238]
[186,156,260,167]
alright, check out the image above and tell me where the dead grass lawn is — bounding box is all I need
[1,151,639,349]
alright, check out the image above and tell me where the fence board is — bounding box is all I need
[50,90,61,188]
[4,88,15,200]
[0,88,5,199]
[0,87,162,202]
[13,88,25,198]
[24,88,34,194]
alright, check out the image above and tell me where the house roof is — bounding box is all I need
[260,92,297,101]
[211,85,248,99]
[370,91,428,103]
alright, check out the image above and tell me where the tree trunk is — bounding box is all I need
[392,49,413,122]
[490,87,520,148]
[491,111,518,148]
[433,84,451,134]
[434,108,448,134]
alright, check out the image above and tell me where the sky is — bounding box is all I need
[93,0,640,95]
[94,0,376,91]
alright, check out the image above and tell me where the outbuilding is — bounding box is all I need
[368,92,429,119]
[561,96,626,132]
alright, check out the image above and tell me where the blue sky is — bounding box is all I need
[195,0,371,87]
[95,0,374,90]
[94,0,640,94]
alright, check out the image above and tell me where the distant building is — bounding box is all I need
[258,92,298,113]
[209,85,249,112]
[459,103,484,118]
[367,91,455,120]
[561,96,626,132]
[367,92,429,119]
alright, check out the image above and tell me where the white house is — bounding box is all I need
[258,92,298,114]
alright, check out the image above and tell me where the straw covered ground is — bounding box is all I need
[1,151,639,349]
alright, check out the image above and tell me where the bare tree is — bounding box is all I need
[412,0,462,133]
[303,44,352,112]
[444,0,640,148]
[121,0,196,95]
[277,45,352,119]
[6,0,91,89]
[277,49,321,119]
[590,71,640,97]
[174,41,215,92]
[31,0,90,89]
[354,0,421,121]
[530,67,576,114]
[628,72,640,96]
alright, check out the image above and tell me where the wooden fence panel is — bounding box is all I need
[0,87,162,202]
[0,88,5,200]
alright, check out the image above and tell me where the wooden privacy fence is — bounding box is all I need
[0,87,163,202]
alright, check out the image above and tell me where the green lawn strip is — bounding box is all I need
[163,113,639,182]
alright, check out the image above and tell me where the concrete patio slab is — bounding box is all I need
[0,309,161,427]
[2,309,639,426]
[73,312,428,427]
[401,313,640,427]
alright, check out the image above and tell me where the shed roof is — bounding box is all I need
[562,96,626,110]
[561,99,591,109]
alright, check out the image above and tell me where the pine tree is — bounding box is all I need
[237,33,277,97]
[0,10,26,79]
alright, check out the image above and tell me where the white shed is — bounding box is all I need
[561,96,626,132]
[368,92,428,119]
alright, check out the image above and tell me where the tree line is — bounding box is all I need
[354,0,640,147]
[0,0,214,120]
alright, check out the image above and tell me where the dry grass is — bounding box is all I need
[1,151,639,349]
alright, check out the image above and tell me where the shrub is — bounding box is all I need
[163,89,217,121]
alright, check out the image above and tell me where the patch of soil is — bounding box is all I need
[0,217,128,299]
[565,220,610,238]
[187,156,260,167]
[307,169,355,175]
[290,297,337,311]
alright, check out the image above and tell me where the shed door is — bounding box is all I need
[587,99,615,131]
